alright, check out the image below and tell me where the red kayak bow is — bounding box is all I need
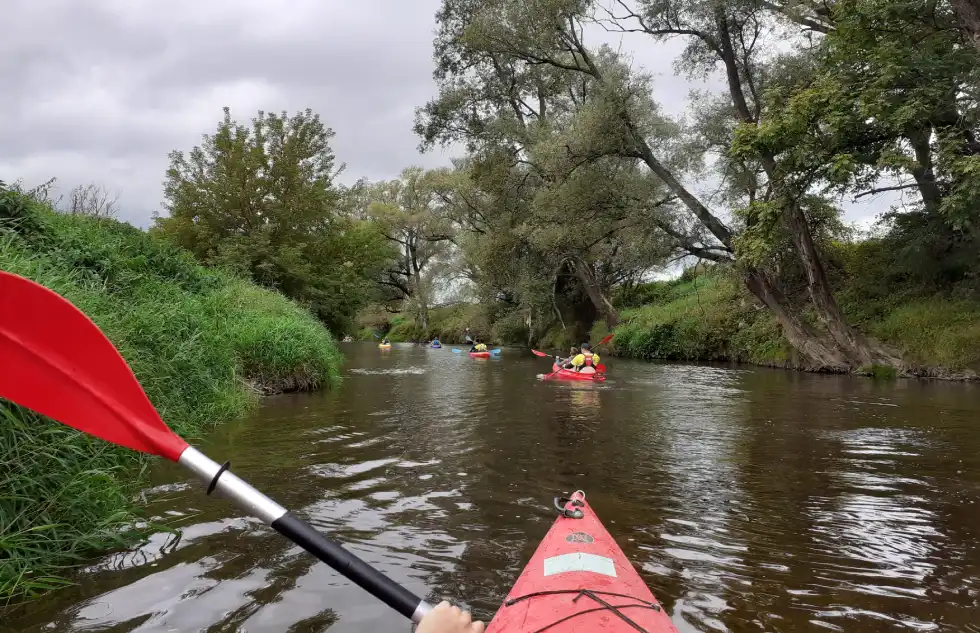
[469,351,491,358]
[486,491,677,632]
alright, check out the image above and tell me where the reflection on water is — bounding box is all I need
[4,345,980,632]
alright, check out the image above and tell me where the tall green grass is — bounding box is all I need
[0,190,342,602]
[613,273,788,365]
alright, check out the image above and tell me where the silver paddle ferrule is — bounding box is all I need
[412,601,434,624]
[178,446,287,524]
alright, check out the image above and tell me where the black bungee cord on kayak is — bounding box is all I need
[503,589,662,633]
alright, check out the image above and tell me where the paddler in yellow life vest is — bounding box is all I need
[470,340,489,353]
[570,342,599,373]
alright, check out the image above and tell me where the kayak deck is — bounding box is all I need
[550,363,605,382]
[469,351,491,358]
[486,491,676,633]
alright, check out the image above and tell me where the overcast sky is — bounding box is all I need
[1,0,905,229]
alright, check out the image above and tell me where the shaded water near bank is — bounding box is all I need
[4,343,980,632]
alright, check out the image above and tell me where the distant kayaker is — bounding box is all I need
[381,337,390,345]
[570,342,599,373]
[432,336,441,347]
[416,601,484,633]
[464,328,473,345]
[469,340,488,353]
[557,346,579,369]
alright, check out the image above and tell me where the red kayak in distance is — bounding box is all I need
[550,363,606,382]
[485,491,677,632]
[469,351,491,358]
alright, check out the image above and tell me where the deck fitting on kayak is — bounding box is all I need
[504,589,662,633]
[554,496,584,518]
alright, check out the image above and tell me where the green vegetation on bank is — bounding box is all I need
[0,184,342,602]
[357,303,484,344]
[613,228,980,377]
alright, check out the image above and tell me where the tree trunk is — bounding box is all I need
[712,6,901,371]
[742,268,851,371]
[906,128,944,214]
[783,201,901,368]
[952,0,980,51]
[572,257,620,327]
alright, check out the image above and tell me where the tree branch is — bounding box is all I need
[852,183,922,199]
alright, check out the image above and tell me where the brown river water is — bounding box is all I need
[4,343,980,632]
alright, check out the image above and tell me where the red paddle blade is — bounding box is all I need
[531,349,552,357]
[0,272,188,461]
[598,333,614,346]
[595,363,607,372]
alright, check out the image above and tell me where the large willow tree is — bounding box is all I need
[410,0,980,370]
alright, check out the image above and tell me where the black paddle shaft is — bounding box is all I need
[270,513,426,620]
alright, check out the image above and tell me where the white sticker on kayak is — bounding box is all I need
[543,553,617,577]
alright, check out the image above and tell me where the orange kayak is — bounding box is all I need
[485,491,677,632]
[551,363,605,382]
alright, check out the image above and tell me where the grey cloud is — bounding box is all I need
[0,0,889,229]
[1,0,452,226]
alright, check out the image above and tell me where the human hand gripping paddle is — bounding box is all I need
[532,333,613,379]
[0,271,434,624]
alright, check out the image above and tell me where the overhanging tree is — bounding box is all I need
[417,0,904,370]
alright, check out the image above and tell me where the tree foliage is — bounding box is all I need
[155,107,394,333]
[413,0,980,370]
[360,167,456,333]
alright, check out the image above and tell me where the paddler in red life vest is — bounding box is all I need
[570,342,600,373]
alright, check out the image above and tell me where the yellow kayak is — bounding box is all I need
[378,343,392,349]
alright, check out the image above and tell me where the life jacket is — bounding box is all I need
[476,343,488,352]
[582,351,594,366]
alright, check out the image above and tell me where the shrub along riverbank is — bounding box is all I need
[0,187,343,602]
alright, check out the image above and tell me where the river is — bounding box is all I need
[4,343,980,632]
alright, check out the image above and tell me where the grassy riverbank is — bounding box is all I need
[612,261,980,379]
[0,189,342,602]
[356,303,487,344]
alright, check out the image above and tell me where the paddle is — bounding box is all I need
[0,272,434,624]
